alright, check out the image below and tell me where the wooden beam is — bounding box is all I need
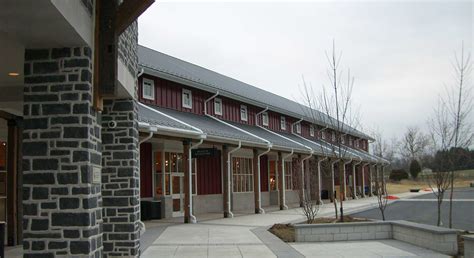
[116,0,155,34]
[0,111,17,121]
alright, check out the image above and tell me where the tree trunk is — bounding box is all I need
[449,170,454,228]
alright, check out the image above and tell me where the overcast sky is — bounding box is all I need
[138,0,473,143]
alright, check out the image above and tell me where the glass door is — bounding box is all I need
[171,173,184,216]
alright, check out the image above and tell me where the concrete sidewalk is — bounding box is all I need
[141,193,440,258]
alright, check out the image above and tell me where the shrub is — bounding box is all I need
[389,169,409,181]
[409,160,422,179]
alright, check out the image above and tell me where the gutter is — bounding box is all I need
[227,141,242,218]
[138,121,204,138]
[188,139,203,223]
[257,146,271,214]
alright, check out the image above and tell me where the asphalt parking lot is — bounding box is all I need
[352,188,474,231]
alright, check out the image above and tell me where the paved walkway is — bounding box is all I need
[141,192,444,258]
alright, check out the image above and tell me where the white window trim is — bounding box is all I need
[262,112,269,126]
[321,131,326,140]
[295,123,301,134]
[280,116,286,130]
[240,105,248,122]
[182,89,193,109]
[214,98,222,116]
[331,132,336,142]
[142,78,155,100]
[309,125,315,137]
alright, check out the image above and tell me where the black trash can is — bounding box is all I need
[321,190,329,199]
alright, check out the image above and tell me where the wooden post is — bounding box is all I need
[352,163,357,199]
[277,152,284,210]
[183,140,190,223]
[253,149,260,214]
[298,155,304,207]
[222,145,229,218]
[361,164,366,198]
[7,119,19,246]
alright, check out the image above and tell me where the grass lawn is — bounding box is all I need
[387,169,474,194]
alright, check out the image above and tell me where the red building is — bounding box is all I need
[137,45,388,222]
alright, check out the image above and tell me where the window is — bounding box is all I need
[182,89,192,109]
[356,139,360,148]
[310,125,315,137]
[280,116,286,130]
[142,78,155,100]
[158,152,197,197]
[262,112,269,126]
[240,105,248,121]
[341,135,346,144]
[331,131,336,142]
[269,160,277,191]
[321,131,326,140]
[349,137,353,146]
[232,157,253,192]
[295,123,301,134]
[284,161,293,190]
[214,98,222,115]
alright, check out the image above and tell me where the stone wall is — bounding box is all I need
[22,47,103,257]
[463,235,474,258]
[101,99,140,257]
[294,220,459,256]
[118,21,138,79]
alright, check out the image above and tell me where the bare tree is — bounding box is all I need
[374,166,388,220]
[300,40,360,222]
[399,126,430,164]
[443,43,472,228]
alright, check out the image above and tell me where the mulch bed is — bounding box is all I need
[269,216,371,242]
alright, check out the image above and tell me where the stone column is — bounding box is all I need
[277,152,285,210]
[252,149,260,214]
[222,145,230,218]
[183,140,191,223]
[101,99,140,256]
[22,47,103,257]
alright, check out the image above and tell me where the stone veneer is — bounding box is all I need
[22,47,103,257]
[101,99,140,257]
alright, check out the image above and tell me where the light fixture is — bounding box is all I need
[8,72,19,77]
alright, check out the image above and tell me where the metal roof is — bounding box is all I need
[229,122,309,152]
[138,45,374,141]
[138,103,198,132]
[142,105,268,146]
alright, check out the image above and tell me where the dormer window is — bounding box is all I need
[309,125,315,137]
[182,89,192,109]
[341,135,345,144]
[262,112,269,126]
[280,116,286,130]
[295,123,301,134]
[240,105,248,121]
[321,131,326,140]
[356,139,360,148]
[331,131,336,142]
[214,98,222,115]
[142,78,155,100]
[349,137,353,146]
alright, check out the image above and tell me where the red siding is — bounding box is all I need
[140,142,153,198]
[260,155,269,192]
[196,156,222,195]
[139,74,368,146]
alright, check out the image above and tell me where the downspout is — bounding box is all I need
[257,146,271,214]
[317,157,328,203]
[361,162,369,197]
[227,141,242,218]
[255,106,269,125]
[137,67,145,78]
[300,151,313,205]
[342,158,353,200]
[281,149,294,210]
[139,123,157,144]
[291,118,304,134]
[330,158,341,202]
[352,156,363,199]
[204,91,220,114]
[188,139,203,223]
